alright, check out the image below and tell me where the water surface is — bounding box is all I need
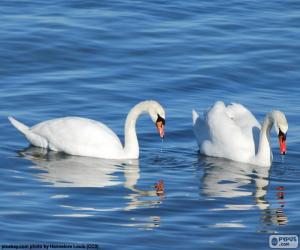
[1,0,300,249]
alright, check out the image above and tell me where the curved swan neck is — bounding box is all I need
[256,113,274,165]
[123,101,154,159]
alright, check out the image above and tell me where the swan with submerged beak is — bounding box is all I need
[193,101,288,167]
[8,100,165,159]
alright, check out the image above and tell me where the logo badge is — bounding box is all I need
[269,235,298,248]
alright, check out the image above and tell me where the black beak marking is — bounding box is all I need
[156,114,165,125]
[278,129,286,141]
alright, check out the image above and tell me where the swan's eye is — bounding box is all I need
[156,114,165,125]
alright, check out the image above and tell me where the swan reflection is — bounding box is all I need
[20,147,134,188]
[199,156,288,227]
[19,147,163,222]
[201,156,254,199]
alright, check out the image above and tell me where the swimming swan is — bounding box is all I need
[192,101,288,167]
[8,100,166,159]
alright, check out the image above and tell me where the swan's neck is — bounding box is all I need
[123,101,152,159]
[255,113,274,166]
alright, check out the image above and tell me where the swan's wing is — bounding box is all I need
[31,117,124,158]
[225,103,261,132]
[201,101,257,162]
[225,103,261,153]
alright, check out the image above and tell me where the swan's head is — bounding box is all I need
[272,111,288,155]
[148,101,165,139]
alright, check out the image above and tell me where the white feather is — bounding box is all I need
[192,101,288,166]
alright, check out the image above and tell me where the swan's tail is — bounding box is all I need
[192,109,199,125]
[8,116,47,148]
[8,116,29,135]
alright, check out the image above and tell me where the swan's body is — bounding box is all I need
[9,100,165,159]
[192,101,288,167]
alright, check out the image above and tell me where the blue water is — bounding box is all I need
[1,0,300,249]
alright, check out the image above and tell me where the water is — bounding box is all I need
[1,0,300,249]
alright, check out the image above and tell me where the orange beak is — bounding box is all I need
[278,133,287,155]
[156,121,165,139]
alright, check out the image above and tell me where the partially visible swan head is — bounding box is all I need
[148,101,166,138]
[272,111,288,155]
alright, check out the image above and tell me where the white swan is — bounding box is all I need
[8,100,166,159]
[192,101,288,166]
